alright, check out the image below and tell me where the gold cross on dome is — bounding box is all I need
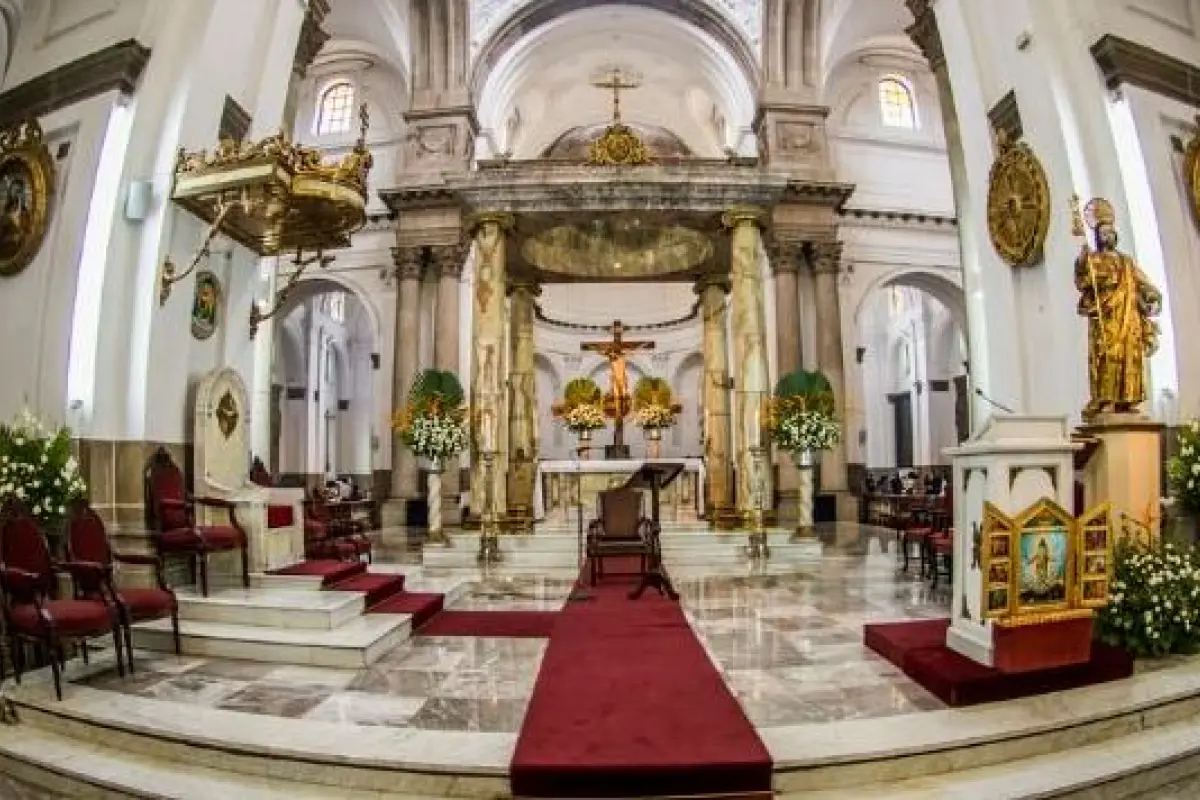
[592,68,639,124]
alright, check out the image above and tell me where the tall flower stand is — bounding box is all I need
[792,450,815,539]
[646,427,662,459]
[576,428,593,460]
[745,445,771,560]
[425,458,450,547]
[477,449,503,565]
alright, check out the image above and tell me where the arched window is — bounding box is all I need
[315,81,355,136]
[878,75,917,129]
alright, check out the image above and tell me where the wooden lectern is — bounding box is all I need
[624,463,684,600]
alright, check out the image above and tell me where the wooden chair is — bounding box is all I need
[144,448,249,596]
[249,456,297,530]
[586,487,652,586]
[304,491,371,563]
[0,503,126,700]
[66,500,180,666]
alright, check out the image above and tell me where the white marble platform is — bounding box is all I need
[176,586,366,630]
[132,613,412,668]
[422,527,822,569]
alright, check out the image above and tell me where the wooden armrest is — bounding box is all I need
[113,552,161,567]
[193,496,236,510]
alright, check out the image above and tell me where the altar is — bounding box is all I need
[535,458,705,524]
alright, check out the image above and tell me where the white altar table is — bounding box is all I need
[534,458,705,523]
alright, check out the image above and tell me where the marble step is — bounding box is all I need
[9,679,510,798]
[0,725,402,800]
[175,586,365,630]
[790,713,1200,799]
[131,613,410,668]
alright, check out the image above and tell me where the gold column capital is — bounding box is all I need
[694,274,731,296]
[467,211,516,235]
[507,277,542,298]
[721,206,769,231]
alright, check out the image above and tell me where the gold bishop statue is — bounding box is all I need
[1071,196,1162,419]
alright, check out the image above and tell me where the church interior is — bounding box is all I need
[0,0,1197,797]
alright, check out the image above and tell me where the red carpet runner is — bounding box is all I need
[268,561,443,625]
[416,610,558,638]
[511,557,771,798]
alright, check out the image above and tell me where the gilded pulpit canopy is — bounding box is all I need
[1071,196,1162,420]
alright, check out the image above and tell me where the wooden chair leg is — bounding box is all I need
[111,628,126,677]
[80,641,89,665]
[48,637,63,701]
[170,607,182,655]
[199,554,210,597]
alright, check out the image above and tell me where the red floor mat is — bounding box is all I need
[329,573,406,607]
[266,560,366,586]
[416,610,558,638]
[369,592,445,628]
[864,618,1134,706]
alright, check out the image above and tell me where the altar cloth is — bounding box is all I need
[534,458,705,522]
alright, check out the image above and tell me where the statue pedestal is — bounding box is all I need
[1077,413,1164,543]
[943,415,1080,667]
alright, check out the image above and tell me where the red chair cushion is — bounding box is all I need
[267,505,294,529]
[10,600,113,636]
[152,468,191,530]
[305,520,327,540]
[118,587,174,620]
[157,526,244,551]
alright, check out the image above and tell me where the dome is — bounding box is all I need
[540,122,694,160]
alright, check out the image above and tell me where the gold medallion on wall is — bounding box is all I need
[986,131,1051,268]
[1185,117,1200,230]
[0,119,55,277]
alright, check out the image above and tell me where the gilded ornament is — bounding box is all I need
[215,390,239,439]
[586,67,653,167]
[0,119,55,277]
[1185,117,1200,229]
[1070,195,1162,420]
[986,130,1051,268]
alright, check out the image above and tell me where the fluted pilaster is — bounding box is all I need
[811,240,851,499]
[431,242,467,521]
[696,276,735,524]
[507,279,540,523]
[390,246,424,501]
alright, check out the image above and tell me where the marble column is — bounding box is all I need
[468,213,513,521]
[507,279,540,524]
[812,240,856,519]
[389,247,423,503]
[431,243,466,522]
[696,276,735,525]
[771,241,805,527]
[724,208,774,521]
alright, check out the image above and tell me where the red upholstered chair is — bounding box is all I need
[249,457,296,530]
[144,448,249,596]
[66,500,180,666]
[0,504,126,700]
[586,488,651,585]
[304,491,371,563]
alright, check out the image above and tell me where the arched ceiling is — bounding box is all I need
[820,0,917,82]
[476,4,757,158]
[472,0,762,57]
[324,0,410,77]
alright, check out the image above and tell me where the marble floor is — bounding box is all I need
[72,524,953,733]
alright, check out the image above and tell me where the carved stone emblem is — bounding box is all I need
[215,390,239,439]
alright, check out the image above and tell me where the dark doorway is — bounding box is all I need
[889,392,914,467]
[953,375,970,444]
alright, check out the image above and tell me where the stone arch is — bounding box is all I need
[854,266,966,339]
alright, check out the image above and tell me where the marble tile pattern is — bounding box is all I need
[76,525,950,732]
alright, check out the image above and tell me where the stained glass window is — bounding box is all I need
[879,75,917,129]
[315,82,355,136]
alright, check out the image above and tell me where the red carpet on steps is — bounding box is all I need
[369,592,445,628]
[267,560,365,586]
[510,557,771,798]
[864,618,1134,706]
[330,572,407,608]
[416,610,558,638]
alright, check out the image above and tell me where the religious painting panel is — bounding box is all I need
[191,270,222,340]
[1013,500,1074,616]
[980,501,1015,619]
[1077,503,1114,609]
[0,120,55,277]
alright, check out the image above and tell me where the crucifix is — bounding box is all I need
[592,68,640,124]
[582,320,655,457]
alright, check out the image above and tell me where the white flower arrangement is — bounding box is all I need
[1098,541,1200,657]
[633,403,675,430]
[0,409,87,522]
[561,403,606,432]
[399,413,468,462]
[1167,421,1200,512]
[769,408,841,454]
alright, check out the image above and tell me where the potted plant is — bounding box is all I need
[553,378,606,449]
[1166,422,1200,543]
[632,376,681,458]
[0,409,88,554]
[768,370,841,533]
[392,369,468,543]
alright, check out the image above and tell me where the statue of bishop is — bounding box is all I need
[1072,197,1162,420]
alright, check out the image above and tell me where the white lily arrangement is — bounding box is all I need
[0,409,88,522]
[562,403,606,432]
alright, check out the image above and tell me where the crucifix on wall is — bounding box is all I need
[581,320,655,458]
